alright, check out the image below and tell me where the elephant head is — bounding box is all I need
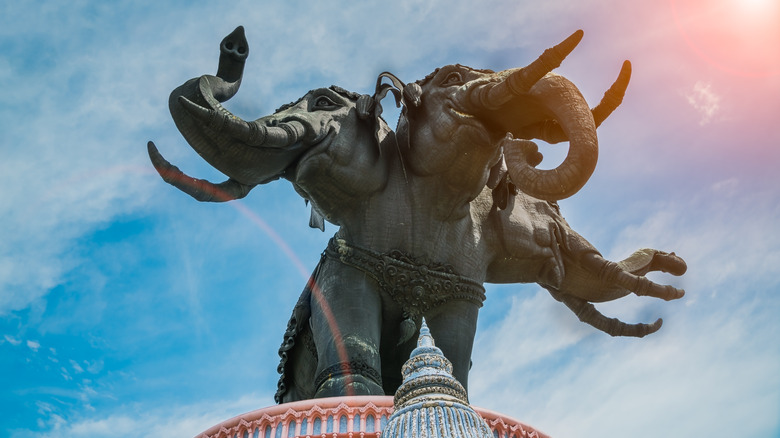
[395,30,631,203]
[382,31,684,339]
[148,27,391,227]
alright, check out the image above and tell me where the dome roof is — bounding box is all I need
[382,319,493,438]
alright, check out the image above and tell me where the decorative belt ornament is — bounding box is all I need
[327,238,485,339]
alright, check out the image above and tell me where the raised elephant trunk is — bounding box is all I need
[166,26,309,186]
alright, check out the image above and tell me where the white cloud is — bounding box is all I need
[685,81,721,125]
[4,335,22,346]
[10,394,271,438]
[85,360,103,374]
[70,360,85,374]
[26,340,40,352]
[471,288,780,437]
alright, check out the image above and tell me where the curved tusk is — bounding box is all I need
[147,141,255,202]
[518,60,633,144]
[591,60,631,128]
[471,29,584,110]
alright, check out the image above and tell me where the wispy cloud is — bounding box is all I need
[685,81,721,125]
[4,335,22,346]
[70,360,84,374]
[10,394,271,438]
[26,340,40,352]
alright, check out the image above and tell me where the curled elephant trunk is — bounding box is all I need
[519,61,632,144]
[177,95,307,149]
[502,74,598,201]
[166,26,308,186]
[458,30,600,201]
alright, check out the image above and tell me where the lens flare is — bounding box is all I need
[671,0,780,77]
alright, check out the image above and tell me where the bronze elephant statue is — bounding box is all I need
[148,27,686,403]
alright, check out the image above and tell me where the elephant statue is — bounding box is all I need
[148,27,686,404]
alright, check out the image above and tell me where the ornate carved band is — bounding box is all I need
[313,360,384,392]
[326,238,486,321]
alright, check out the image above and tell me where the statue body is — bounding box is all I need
[148,27,686,403]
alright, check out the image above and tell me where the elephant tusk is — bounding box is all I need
[470,29,584,110]
[591,60,631,129]
[518,60,633,144]
[147,141,255,202]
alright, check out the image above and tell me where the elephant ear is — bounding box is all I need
[356,84,401,158]
[371,72,413,178]
[303,199,326,231]
[309,204,325,232]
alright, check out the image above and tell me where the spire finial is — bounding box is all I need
[417,317,434,347]
[382,317,493,438]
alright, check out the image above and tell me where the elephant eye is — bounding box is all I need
[441,71,463,87]
[313,95,339,110]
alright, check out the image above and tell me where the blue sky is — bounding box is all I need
[1,0,779,437]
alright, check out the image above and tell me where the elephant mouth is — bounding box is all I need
[448,91,552,145]
[489,97,551,137]
[285,127,337,178]
[448,105,478,122]
[445,102,491,139]
[459,92,550,142]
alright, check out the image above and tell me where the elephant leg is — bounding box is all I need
[425,300,480,393]
[310,258,384,398]
[275,275,317,404]
[278,323,318,403]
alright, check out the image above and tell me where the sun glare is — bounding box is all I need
[739,0,774,12]
[671,0,780,77]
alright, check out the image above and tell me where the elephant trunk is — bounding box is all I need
[454,29,598,200]
[166,26,308,185]
[503,74,598,201]
[176,94,307,149]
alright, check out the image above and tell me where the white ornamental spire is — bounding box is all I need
[382,319,493,438]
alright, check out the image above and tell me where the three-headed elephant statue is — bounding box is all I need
[148,27,686,404]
